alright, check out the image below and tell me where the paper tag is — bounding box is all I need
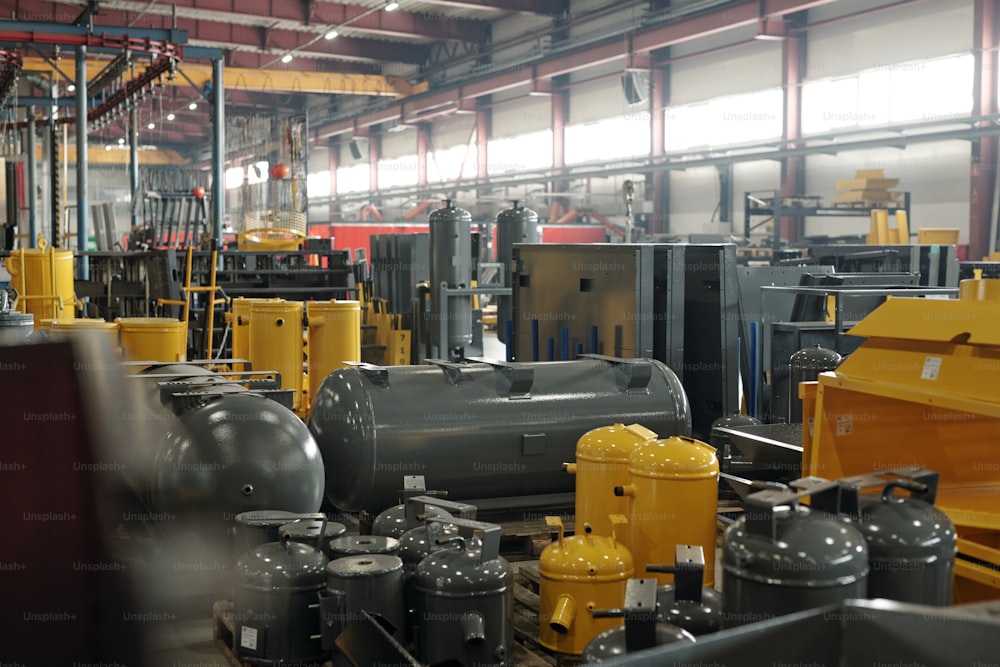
[241,626,258,651]
[835,414,853,436]
[921,356,942,381]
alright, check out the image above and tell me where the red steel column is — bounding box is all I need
[328,138,340,218]
[476,103,489,197]
[368,131,380,194]
[417,122,429,187]
[780,22,805,245]
[971,0,999,260]
[650,65,669,235]
[551,80,568,219]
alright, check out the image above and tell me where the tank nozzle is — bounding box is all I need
[549,594,576,634]
[461,611,486,645]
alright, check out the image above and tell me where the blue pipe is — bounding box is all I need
[504,320,513,361]
[575,342,583,358]
[590,326,598,354]
[560,327,569,361]
[531,319,539,361]
[546,338,555,361]
[749,322,759,419]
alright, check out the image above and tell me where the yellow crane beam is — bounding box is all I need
[20,57,427,97]
[36,144,190,166]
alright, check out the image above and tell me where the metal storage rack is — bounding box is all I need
[745,189,913,254]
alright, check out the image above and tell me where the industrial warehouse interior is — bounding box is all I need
[3,0,1000,664]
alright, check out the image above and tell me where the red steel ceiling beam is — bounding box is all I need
[81,0,490,43]
[411,0,564,16]
[314,0,837,139]
[5,2,428,65]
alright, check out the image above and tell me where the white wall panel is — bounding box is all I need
[492,96,552,137]
[569,76,639,124]
[807,0,972,80]
[430,115,477,149]
[379,129,417,159]
[669,41,782,104]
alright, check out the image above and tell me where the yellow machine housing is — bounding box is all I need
[4,241,75,323]
[618,436,719,586]
[117,317,187,363]
[248,299,305,412]
[538,515,633,655]
[565,423,658,544]
[306,300,361,403]
[805,291,1000,602]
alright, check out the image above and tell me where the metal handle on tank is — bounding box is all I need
[405,495,477,530]
[428,516,501,562]
[744,478,840,539]
[646,545,706,603]
[279,512,329,551]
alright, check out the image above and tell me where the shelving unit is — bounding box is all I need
[745,189,913,254]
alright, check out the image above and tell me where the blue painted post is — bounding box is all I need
[546,338,555,361]
[504,319,513,361]
[590,325,598,354]
[560,327,569,361]
[531,319,539,361]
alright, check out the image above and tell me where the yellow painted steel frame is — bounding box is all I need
[807,298,1000,534]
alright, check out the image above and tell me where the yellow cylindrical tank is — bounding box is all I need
[117,317,187,362]
[230,297,280,370]
[4,242,75,323]
[538,515,633,655]
[616,436,719,587]
[959,269,1000,302]
[565,423,658,545]
[50,318,119,347]
[248,299,304,411]
[306,300,361,402]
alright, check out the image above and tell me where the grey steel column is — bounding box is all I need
[129,103,139,229]
[75,45,88,279]
[26,106,37,247]
[211,57,224,244]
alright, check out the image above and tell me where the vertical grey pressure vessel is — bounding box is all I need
[429,200,473,360]
[309,356,691,514]
[812,468,957,606]
[496,201,540,343]
[413,519,512,667]
[0,288,33,343]
[722,480,868,627]
[319,554,406,647]
[788,344,842,423]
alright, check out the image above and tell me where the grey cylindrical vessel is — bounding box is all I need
[722,484,868,628]
[429,200,473,359]
[234,510,303,551]
[320,555,406,646]
[816,470,957,607]
[233,537,329,666]
[150,393,325,527]
[0,304,34,344]
[496,201,539,343]
[788,345,841,423]
[656,585,723,636]
[327,535,400,560]
[709,412,762,450]
[373,504,452,538]
[582,623,696,663]
[413,520,512,667]
[309,357,691,514]
[280,519,347,547]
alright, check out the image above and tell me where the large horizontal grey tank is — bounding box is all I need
[309,356,690,514]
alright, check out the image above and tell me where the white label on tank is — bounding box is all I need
[921,356,942,381]
[835,414,853,436]
[241,626,258,651]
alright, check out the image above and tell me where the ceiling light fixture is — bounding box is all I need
[281,54,293,64]
[325,29,339,40]
[385,2,399,11]
[147,122,155,130]
[188,101,198,111]
[167,113,176,121]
